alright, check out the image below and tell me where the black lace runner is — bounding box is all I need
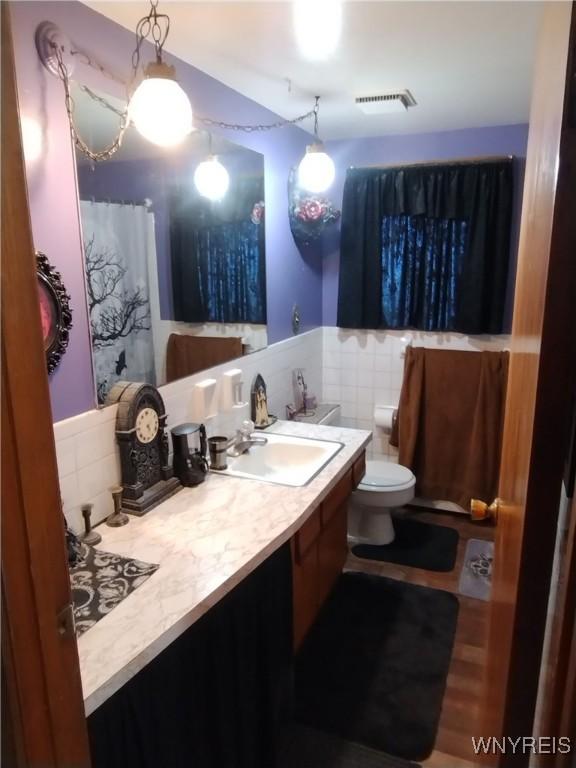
[70,543,159,637]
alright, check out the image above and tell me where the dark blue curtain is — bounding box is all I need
[381,214,468,331]
[171,175,266,324]
[191,220,264,324]
[337,160,514,333]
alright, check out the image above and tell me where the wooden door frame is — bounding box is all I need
[483,3,576,763]
[1,5,91,766]
[503,1,576,743]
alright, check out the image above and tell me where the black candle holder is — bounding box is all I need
[106,487,129,527]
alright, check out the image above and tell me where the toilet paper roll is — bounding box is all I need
[374,405,397,433]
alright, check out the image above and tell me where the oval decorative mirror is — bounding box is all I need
[36,251,73,375]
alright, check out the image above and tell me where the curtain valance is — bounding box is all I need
[337,159,514,333]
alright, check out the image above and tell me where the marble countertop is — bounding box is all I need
[78,420,371,716]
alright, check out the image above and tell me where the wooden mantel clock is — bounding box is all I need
[106,381,181,515]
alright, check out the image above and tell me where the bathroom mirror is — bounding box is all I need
[73,84,267,404]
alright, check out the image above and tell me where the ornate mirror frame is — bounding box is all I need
[36,251,73,375]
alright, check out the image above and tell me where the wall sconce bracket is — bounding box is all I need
[35,21,75,78]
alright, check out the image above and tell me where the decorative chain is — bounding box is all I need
[79,85,125,117]
[69,48,126,87]
[197,108,317,134]
[78,82,319,135]
[52,0,321,163]
[132,0,170,76]
[53,45,130,162]
[313,95,320,137]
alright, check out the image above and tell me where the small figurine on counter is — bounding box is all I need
[251,373,277,429]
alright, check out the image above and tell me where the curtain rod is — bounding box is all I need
[81,196,152,208]
[348,155,514,170]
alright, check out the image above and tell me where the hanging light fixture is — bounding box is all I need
[297,97,335,194]
[128,1,193,147]
[36,1,192,161]
[129,62,192,147]
[193,133,230,201]
[38,12,333,170]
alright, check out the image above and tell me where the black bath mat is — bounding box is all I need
[294,572,459,762]
[70,543,159,637]
[352,518,459,572]
[279,725,421,768]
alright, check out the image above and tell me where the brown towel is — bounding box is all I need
[166,334,243,382]
[390,347,509,508]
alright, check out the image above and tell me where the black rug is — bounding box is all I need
[294,572,459,762]
[279,725,421,768]
[70,543,159,637]
[352,518,459,572]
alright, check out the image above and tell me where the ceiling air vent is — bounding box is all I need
[355,90,417,115]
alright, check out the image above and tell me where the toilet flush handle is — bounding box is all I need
[470,497,501,523]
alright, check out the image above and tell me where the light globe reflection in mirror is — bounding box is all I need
[194,156,230,201]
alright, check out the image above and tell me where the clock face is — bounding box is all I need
[135,407,159,444]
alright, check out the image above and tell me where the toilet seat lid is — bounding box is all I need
[359,460,415,490]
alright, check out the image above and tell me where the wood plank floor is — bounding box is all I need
[345,508,495,768]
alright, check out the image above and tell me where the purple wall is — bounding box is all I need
[10,1,320,421]
[322,124,530,328]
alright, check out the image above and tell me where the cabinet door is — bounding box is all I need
[292,511,321,651]
[317,503,348,607]
[353,453,366,488]
[291,456,364,651]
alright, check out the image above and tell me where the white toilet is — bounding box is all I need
[348,460,416,545]
[306,402,416,546]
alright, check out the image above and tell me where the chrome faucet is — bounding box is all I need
[227,420,268,457]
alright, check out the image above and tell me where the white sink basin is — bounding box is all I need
[216,432,344,486]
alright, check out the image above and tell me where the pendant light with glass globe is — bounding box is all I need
[128,0,193,148]
[37,0,194,161]
[297,97,335,194]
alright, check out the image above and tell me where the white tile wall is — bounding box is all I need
[54,329,323,533]
[54,325,510,532]
[322,326,510,462]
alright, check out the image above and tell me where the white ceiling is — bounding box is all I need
[86,1,542,140]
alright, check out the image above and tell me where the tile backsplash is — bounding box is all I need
[321,326,510,461]
[55,329,322,533]
[55,325,510,532]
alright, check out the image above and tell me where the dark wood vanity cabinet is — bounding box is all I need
[291,451,366,650]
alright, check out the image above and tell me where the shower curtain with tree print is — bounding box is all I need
[80,201,156,403]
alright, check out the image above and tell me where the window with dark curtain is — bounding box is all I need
[170,175,266,325]
[337,160,514,334]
